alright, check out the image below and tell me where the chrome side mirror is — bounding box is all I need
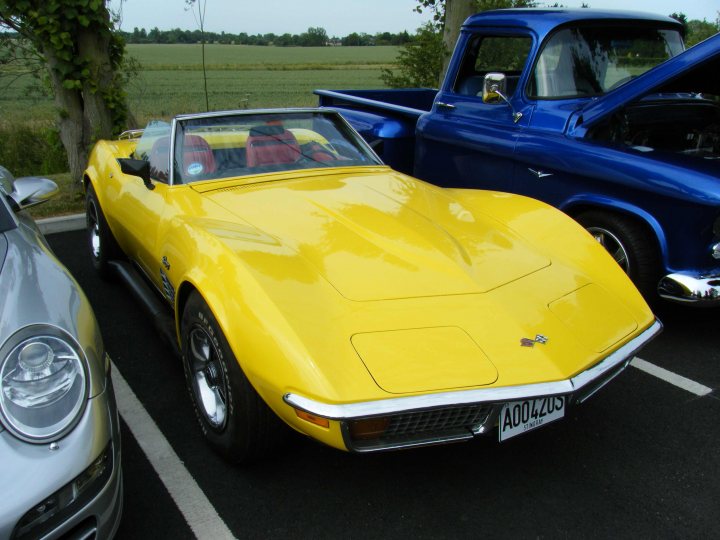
[482,72,507,104]
[482,72,523,124]
[10,176,59,210]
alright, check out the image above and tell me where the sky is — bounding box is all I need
[108,1,719,37]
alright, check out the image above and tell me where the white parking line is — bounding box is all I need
[111,362,236,540]
[631,357,713,397]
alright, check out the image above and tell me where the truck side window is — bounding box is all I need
[454,35,532,97]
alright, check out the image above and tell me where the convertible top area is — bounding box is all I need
[127,109,383,185]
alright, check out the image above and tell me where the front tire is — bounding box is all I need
[86,183,121,279]
[181,291,284,463]
[576,210,660,298]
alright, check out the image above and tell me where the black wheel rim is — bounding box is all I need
[188,326,228,430]
[586,226,630,273]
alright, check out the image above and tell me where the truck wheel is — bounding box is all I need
[181,291,285,463]
[86,184,121,279]
[576,210,659,298]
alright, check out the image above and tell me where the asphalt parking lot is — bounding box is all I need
[47,228,719,539]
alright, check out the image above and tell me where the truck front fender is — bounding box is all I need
[560,195,669,268]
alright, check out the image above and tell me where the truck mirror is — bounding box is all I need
[483,73,507,104]
[482,72,523,123]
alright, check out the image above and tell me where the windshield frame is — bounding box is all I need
[154,109,383,186]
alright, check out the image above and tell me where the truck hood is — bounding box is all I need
[571,32,720,132]
[193,170,550,301]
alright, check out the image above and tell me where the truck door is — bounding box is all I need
[414,33,534,191]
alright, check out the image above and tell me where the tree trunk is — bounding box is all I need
[77,27,115,143]
[43,46,88,186]
[440,0,478,86]
[0,2,129,188]
[42,17,116,185]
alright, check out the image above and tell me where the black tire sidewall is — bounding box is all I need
[576,210,659,298]
[85,184,117,276]
[180,292,268,463]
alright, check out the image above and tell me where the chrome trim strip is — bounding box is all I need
[174,107,324,122]
[119,128,144,140]
[349,432,475,453]
[658,272,720,303]
[284,320,662,420]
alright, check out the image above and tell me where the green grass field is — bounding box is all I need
[1,44,399,125]
[0,43,400,216]
[126,43,400,68]
[129,68,387,121]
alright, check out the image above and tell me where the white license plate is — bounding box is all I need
[499,396,565,441]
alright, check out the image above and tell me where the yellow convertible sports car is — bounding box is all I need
[84,109,660,462]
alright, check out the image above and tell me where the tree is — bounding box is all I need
[0,0,132,182]
[441,0,476,80]
[670,11,719,47]
[380,23,444,88]
[301,27,328,47]
[685,18,720,46]
[384,0,534,88]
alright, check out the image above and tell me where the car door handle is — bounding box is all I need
[435,102,456,110]
[528,168,554,178]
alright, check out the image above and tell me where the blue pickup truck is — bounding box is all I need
[317,9,720,304]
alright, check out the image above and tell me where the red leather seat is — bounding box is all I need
[246,125,301,167]
[182,134,216,177]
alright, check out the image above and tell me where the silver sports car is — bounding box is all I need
[0,166,122,539]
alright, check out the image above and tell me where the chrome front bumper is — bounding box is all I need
[658,272,720,304]
[285,320,662,452]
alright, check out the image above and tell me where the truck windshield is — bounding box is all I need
[530,26,684,98]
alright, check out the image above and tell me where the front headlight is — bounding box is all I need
[0,325,88,442]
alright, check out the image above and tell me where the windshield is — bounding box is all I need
[132,120,172,182]
[163,110,382,184]
[530,26,684,98]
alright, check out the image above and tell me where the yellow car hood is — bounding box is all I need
[185,168,652,397]
[192,169,550,302]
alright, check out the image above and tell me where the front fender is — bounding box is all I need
[163,218,343,427]
[560,195,669,269]
[445,188,648,308]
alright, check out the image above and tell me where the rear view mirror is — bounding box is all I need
[118,158,154,190]
[10,176,59,210]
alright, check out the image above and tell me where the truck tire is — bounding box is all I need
[576,210,660,298]
[181,291,285,463]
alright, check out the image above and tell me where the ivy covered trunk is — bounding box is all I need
[0,0,130,184]
[43,27,116,182]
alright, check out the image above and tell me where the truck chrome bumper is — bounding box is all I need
[658,272,720,303]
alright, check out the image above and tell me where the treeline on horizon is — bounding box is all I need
[120,26,413,47]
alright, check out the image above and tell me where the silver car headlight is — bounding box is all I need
[0,325,88,442]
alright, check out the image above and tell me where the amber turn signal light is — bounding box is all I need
[294,408,330,428]
[349,417,390,440]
